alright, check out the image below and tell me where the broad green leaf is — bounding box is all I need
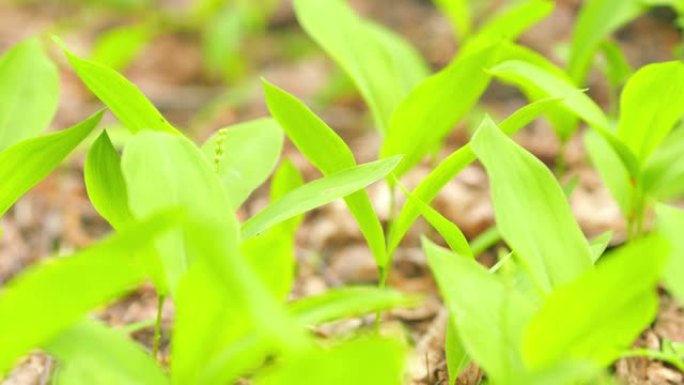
[388,96,564,254]
[471,117,592,292]
[91,23,152,71]
[0,38,59,149]
[254,338,406,385]
[616,61,684,161]
[122,131,237,294]
[263,80,388,267]
[242,156,402,239]
[424,240,535,383]
[475,0,553,42]
[396,182,472,258]
[46,319,168,385]
[202,118,284,209]
[242,159,303,300]
[583,129,632,216]
[490,59,607,139]
[172,233,309,385]
[433,0,471,40]
[0,211,178,375]
[655,204,684,303]
[381,42,500,177]
[568,0,643,85]
[489,59,641,177]
[643,128,684,200]
[85,130,133,230]
[293,0,428,133]
[289,287,420,325]
[0,110,103,217]
[56,38,179,135]
[174,284,415,385]
[523,235,667,369]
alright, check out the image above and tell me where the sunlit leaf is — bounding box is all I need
[568,0,643,85]
[242,159,303,300]
[0,110,103,217]
[388,96,563,255]
[471,117,592,292]
[396,182,472,258]
[122,131,237,294]
[46,319,168,385]
[0,211,178,375]
[616,61,684,161]
[289,287,420,325]
[583,129,632,216]
[202,118,284,209]
[91,23,152,71]
[0,38,59,149]
[294,0,428,133]
[263,80,388,267]
[381,42,500,177]
[523,235,667,368]
[56,38,179,135]
[424,239,534,383]
[85,130,133,230]
[254,339,406,385]
[655,204,684,303]
[642,128,684,200]
[242,156,402,240]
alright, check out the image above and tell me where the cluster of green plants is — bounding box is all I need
[2,0,684,384]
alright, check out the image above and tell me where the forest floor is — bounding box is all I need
[1,0,683,384]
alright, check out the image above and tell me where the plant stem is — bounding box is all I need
[469,226,500,257]
[153,294,165,361]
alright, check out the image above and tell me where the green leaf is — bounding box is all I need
[263,80,388,267]
[475,0,553,42]
[567,0,643,85]
[523,235,667,369]
[396,182,472,258]
[642,128,684,200]
[655,204,684,303]
[0,38,59,149]
[55,37,179,135]
[424,239,535,383]
[122,131,238,294]
[433,0,471,40]
[0,211,178,375]
[288,287,420,326]
[171,234,309,385]
[242,156,402,240]
[254,338,406,385]
[488,59,641,177]
[241,159,303,300]
[598,41,633,89]
[46,319,169,385]
[85,130,133,230]
[471,117,592,292]
[91,23,152,71]
[381,42,500,177]
[616,61,684,161]
[202,118,283,209]
[583,129,632,216]
[0,111,103,217]
[293,0,428,133]
[388,96,564,255]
